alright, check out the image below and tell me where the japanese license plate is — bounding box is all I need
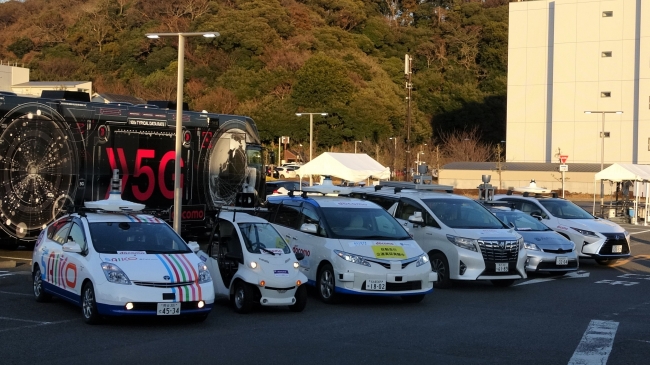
[612,245,623,253]
[495,263,509,272]
[366,280,386,291]
[157,302,180,315]
[556,256,569,265]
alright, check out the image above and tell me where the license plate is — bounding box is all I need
[495,263,509,272]
[612,245,623,253]
[366,280,386,291]
[157,302,180,315]
[556,256,569,265]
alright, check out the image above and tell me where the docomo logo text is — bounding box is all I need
[170,204,206,222]
[293,246,310,257]
[182,210,204,220]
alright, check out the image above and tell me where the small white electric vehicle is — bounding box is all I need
[196,208,308,313]
[32,171,215,324]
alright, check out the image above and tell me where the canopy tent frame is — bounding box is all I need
[592,163,650,225]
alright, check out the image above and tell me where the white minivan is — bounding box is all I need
[350,185,527,288]
[264,193,437,303]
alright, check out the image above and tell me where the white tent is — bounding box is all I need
[593,163,650,224]
[296,152,391,183]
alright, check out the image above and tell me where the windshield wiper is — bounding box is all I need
[260,247,276,255]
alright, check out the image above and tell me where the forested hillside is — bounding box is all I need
[0,0,511,167]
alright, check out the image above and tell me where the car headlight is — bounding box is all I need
[101,262,131,285]
[334,250,371,267]
[249,261,258,269]
[524,242,540,251]
[446,235,478,252]
[198,263,212,284]
[415,253,430,267]
[293,262,300,269]
[571,227,598,237]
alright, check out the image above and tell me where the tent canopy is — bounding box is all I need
[594,163,650,182]
[296,152,390,182]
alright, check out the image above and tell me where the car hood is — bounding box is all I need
[446,228,521,241]
[517,230,574,249]
[99,252,201,283]
[556,218,625,234]
[338,239,424,260]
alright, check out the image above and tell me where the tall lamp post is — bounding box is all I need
[584,110,623,213]
[389,137,397,180]
[354,140,362,153]
[146,31,219,233]
[296,112,327,186]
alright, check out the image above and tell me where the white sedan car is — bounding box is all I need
[32,202,215,324]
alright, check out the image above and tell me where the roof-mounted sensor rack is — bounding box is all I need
[377,181,454,193]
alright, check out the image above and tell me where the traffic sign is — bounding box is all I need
[559,155,568,164]
[559,164,568,172]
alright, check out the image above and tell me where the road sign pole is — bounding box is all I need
[562,170,565,198]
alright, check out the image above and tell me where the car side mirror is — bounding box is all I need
[62,241,82,253]
[224,252,244,264]
[300,223,318,234]
[187,241,200,253]
[408,212,424,226]
[295,252,305,261]
[530,212,543,220]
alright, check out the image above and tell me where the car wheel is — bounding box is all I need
[317,263,338,304]
[289,285,307,312]
[596,258,619,266]
[430,253,452,289]
[491,279,516,287]
[82,282,101,324]
[401,294,425,303]
[33,267,51,302]
[232,281,254,314]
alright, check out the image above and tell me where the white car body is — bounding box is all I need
[197,211,308,312]
[265,195,436,302]
[32,211,215,322]
[493,195,631,262]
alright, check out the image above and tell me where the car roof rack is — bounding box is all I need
[505,190,559,198]
[477,200,516,210]
[375,181,454,193]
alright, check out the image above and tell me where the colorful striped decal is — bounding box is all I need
[126,214,163,223]
[155,254,202,302]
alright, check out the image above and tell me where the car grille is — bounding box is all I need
[132,281,196,288]
[366,257,419,270]
[362,281,422,291]
[542,248,573,254]
[599,233,630,255]
[536,261,579,270]
[477,240,519,262]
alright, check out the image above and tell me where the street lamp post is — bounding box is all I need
[146,31,219,233]
[296,112,327,186]
[354,140,362,153]
[389,137,397,180]
[584,110,623,214]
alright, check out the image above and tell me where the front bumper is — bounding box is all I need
[526,251,579,272]
[580,233,631,259]
[454,246,527,281]
[329,261,435,296]
[94,280,215,316]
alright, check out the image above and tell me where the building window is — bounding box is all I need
[602,51,612,57]
[601,92,611,98]
[648,138,650,151]
[602,11,613,17]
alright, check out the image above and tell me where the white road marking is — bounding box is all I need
[617,273,650,281]
[0,319,74,333]
[628,230,650,235]
[0,316,52,324]
[514,278,555,286]
[565,271,590,279]
[595,280,639,286]
[568,320,619,365]
[0,290,31,296]
[514,271,590,286]
[0,271,15,278]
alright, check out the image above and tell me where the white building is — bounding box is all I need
[0,63,91,96]
[507,0,649,164]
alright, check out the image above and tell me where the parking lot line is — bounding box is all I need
[0,319,74,333]
[0,290,31,297]
[568,320,618,365]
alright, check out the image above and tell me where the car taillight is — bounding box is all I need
[273,190,279,194]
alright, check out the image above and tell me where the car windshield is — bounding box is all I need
[423,198,507,229]
[539,200,594,219]
[88,222,191,254]
[493,211,552,231]
[238,223,291,254]
[320,207,411,240]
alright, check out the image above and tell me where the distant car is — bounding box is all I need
[265,180,307,196]
[32,197,214,324]
[481,204,579,275]
[274,166,299,179]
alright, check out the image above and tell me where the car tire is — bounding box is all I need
[289,285,307,312]
[401,294,425,303]
[430,253,452,289]
[232,281,254,314]
[82,282,102,324]
[595,258,619,266]
[317,263,338,304]
[33,267,51,302]
[491,279,516,287]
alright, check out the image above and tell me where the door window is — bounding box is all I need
[300,204,326,237]
[51,221,73,245]
[68,222,87,252]
[274,201,302,229]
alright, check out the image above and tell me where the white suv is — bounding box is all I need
[350,184,527,288]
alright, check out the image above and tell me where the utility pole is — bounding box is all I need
[405,54,412,182]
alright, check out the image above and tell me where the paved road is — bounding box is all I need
[1,223,649,365]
